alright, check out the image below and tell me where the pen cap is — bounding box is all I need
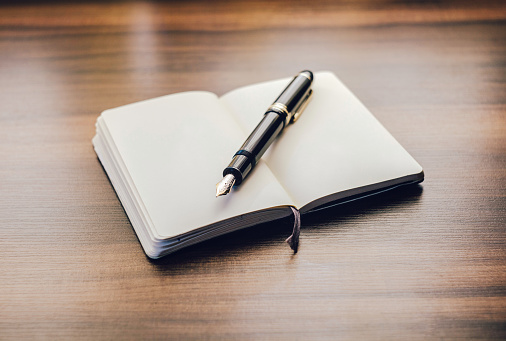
[272,71,313,119]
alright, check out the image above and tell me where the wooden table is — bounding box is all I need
[1,1,505,339]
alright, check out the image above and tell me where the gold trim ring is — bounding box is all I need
[268,103,289,117]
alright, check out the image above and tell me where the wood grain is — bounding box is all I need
[0,0,505,339]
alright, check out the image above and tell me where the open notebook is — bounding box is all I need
[93,71,423,258]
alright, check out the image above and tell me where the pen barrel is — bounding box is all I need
[224,111,285,185]
[223,70,313,186]
[273,71,313,116]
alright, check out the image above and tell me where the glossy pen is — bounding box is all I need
[216,70,314,197]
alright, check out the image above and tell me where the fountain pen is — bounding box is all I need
[216,70,314,197]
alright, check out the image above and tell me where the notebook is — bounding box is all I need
[92,71,424,258]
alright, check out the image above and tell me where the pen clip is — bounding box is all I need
[291,89,313,123]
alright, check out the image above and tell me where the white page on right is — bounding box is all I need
[220,71,423,208]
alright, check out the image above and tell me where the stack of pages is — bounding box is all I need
[93,71,423,258]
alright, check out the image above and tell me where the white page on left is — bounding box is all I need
[101,92,294,239]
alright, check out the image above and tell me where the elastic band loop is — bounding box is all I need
[285,206,301,253]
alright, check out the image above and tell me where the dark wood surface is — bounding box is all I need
[1,1,505,339]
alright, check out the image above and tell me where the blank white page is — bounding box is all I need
[101,92,294,238]
[220,72,423,208]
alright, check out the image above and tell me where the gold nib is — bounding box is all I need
[216,174,236,197]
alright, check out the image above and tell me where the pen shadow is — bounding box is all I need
[148,184,424,271]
